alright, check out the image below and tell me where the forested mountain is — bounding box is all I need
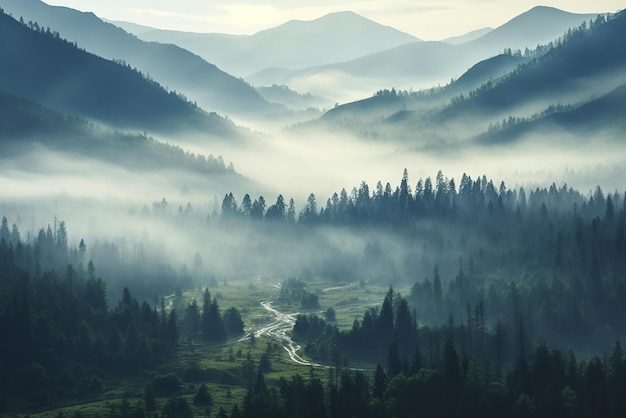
[122,11,419,77]
[320,53,527,123]
[248,6,595,102]
[0,0,273,117]
[478,81,626,143]
[438,11,626,125]
[451,54,527,93]
[0,91,249,182]
[0,10,243,137]
[465,6,596,54]
[256,84,331,111]
[314,10,626,146]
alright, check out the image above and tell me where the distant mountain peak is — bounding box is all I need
[509,5,596,22]
[257,10,420,40]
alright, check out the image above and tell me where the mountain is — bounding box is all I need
[438,11,626,124]
[0,0,272,117]
[314,10,626,148]
[0,11,240,137]
[477,82,626,144]
[0,91,252,192]
[314,53,526,124]
[248,6,598,103]
[441,27,493,45]
[127,11,419,77]
[106,19,155,35]
[256,84,331,111]
[314,48,518,123]
[467,6,597,54]
[451,53,527,92]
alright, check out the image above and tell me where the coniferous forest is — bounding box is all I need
[1,1,626,417]
[2,169,626,417]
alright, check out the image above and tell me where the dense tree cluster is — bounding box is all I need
[220,169,618,228]
[278,278,320,310]
[260,289,626,418]
[180,287,244,343]
[219,335,626,418]
[0,218,179,412]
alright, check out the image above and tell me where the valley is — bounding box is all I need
[1,1,626,417]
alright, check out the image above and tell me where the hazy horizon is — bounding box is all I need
[42,0,623,40]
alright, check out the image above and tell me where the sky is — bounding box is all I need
[43,1,623,40]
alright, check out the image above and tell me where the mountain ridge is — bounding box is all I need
[247,6,599,103]
[130,10,420,77]
[0,0,273,118]
[0,10,242,138]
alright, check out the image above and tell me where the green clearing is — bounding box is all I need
[24,277,401,417]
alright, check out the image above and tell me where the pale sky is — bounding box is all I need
[43,1,623,40]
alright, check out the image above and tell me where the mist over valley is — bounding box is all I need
[1,2,626,417]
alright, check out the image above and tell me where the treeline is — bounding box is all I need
[0,229,177,411]
[214,170,625,298]
[0,217,244,413]
[0,215,191,302]
[140,169,626,349]
[292,178,626,353]
[222,336,626,418]
[263,291,626,418]
[216,169,618,226]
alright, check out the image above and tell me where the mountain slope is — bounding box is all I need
[478,82,626,144]
[0,11,240,137]
[256,85,331,111]
[131,11,419,76]
[317,53,526,123]
[439,11,626,123]
[0,91,249,184]
[442,27,493,45]
[0,0,272,117]
[452,54,527,92]
[248,6,598,102]
[467,6,597,55]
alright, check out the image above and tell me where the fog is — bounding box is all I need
[3,117,624,301]
[2,5,625,319]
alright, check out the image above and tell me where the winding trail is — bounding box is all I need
[238,301,328,368]
[239,299,375,371]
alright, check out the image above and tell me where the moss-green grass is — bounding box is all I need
[25,277,405,417]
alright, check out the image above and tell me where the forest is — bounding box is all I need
[2,3,626,417]
[1,169,626,417]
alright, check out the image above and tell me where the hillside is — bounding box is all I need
[319,53,526,123]
[248,6,597,102]
[256,84,331,111]
[0,91,248,180]
[439,11,626,123]
[127,11,419,77]
[451,53,527,92]
[0,0,272,117]
[0,11,241,137]
[317,10,626,144]
[477,82,626,144]
[467,6,597,55]
[441,27,493,44]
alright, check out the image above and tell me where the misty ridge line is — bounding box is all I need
[315,10,626,150]
[0,8,253,138]
[0,90,240,177]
